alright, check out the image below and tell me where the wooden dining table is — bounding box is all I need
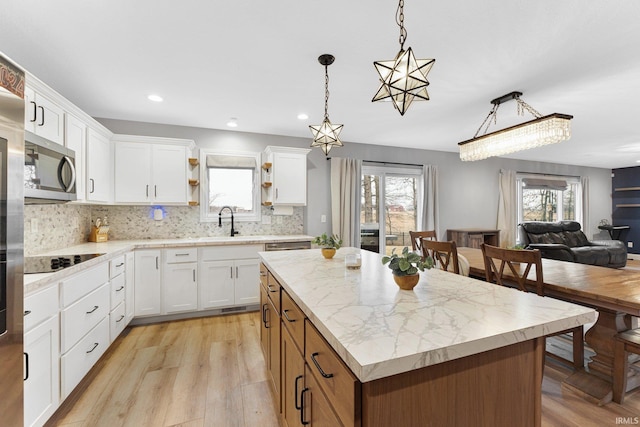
[458,247,640,404]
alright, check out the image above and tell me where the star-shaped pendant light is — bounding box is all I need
[372,0,435,116]
[310,54,343,156]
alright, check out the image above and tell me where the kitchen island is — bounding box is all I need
[259,247,596,426]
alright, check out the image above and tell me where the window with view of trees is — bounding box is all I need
[517,174,581,226]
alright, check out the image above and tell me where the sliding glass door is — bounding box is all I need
[360,165,423,255]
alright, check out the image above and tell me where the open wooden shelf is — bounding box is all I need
[188,158,199,166]
[188,179,199,186]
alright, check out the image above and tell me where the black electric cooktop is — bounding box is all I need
[24,253,105,274]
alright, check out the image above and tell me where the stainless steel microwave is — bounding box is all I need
[24,130,77,203]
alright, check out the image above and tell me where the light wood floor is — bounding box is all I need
[45,312,640,427]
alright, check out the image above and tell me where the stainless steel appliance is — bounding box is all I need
[24,130,76,203]
[24,253,104,274]
[360,224,380,253]
[0,53,25,427]
[265,240,311,251]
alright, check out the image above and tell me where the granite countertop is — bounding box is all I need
[24,234,312,294]
[259,247,596,383]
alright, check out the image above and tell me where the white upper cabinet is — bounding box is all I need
[64,114,87,202]
[86,128,113,203]
[113,136,193,205]
[24,86,65,145]
[262,146,310,206]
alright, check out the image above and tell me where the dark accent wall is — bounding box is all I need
[612,166,640,254]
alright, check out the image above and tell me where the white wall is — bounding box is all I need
[98,118,612,242]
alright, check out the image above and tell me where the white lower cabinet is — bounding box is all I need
[110,302,127,340]
[24,286,59,427]
[61,283,110,354]
[125,252,135,323]
[134,249,162,316]
[163,248,198,314]
[60,317,110,399]
[198,245,262,309]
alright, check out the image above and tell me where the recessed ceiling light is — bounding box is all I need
[227,118,238,128]
[297,113,309,120]
[147,94,163,102]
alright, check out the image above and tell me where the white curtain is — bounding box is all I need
[330,158,362,247]
[421,165,438,236]
[497,169,516,247]
[581,176,590,237]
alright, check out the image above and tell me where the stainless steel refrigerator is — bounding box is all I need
[0,52,25,426]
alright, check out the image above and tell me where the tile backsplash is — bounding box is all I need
[25,204,304,255]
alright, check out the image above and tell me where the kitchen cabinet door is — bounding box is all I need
[114,142,152,203]
[134,250,162,316]
[281,325,305,427]
[303,365,342,427]
[25,86,65,145]
[152,144,188,204]
[24,314,60,427]
[199,260,234,309]
[64,114,86,202]
[86,128,112,203]
[272,151,307,206]
[163,261,198,313]
[234,258,260,305]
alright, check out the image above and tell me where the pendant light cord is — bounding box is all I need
[324,64,330,120]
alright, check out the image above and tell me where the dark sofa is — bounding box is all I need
[518,221,627,268]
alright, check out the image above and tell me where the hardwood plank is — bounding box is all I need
[122,366,179,427]
[203,340,244,427]
[235,312,269,385]
[241,380,281,427]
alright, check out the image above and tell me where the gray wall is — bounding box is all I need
[98,118,613,242]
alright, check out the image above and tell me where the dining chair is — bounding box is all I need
[612,329,640,403]
[480,243,584,370]
[423,240,469,276]
[409,230,437,253]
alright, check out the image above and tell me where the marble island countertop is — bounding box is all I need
[259,247,596,383]
[24,234,312,294]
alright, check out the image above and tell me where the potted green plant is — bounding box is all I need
[382,247,434,290]
[312,233,343,259]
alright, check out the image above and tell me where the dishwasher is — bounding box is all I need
[265,241,312,251]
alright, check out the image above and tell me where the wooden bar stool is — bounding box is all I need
[613,329,640,404]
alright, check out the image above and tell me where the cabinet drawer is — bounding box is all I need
[267,272,281,313]
[110,302,126,342]
[61,282,110,354]
[305,320,359,426]
[60,262,109,307]
[165,248,197,263]
[199,244,263,261]
[24,286,58,332]
[61,317,109,399]
[110,255,126,278]
[281,290,305,353]
[110,273,126,310]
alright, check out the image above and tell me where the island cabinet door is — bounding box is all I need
[302,365,343,427]
[281,326,305,427]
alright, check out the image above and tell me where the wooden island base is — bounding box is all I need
[361,337,544,426]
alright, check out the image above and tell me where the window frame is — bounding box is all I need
[516,173,582,229]
[199,150,261,223]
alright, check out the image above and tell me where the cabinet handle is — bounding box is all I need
[116,315,125,323]
[260,271,267,277]
[86,342,99,354]
[262,303,268,327]
[86,305,99,314]
[310,352,334,378]
[193,269,196,282]
[276,188,279,200]
[38,105,44,126]
[24,353,29,381]
[29,101,37,122]
[116,286,125,292]
[116,262,125,267]
[300,387,309,425]
[267,284,277,294]
[146,184,149,197]
[90,178,95,193]
[154,185,157,197]
[24,310,31,316]
[294,375,303,410]
[156,256,159,270]
[175,253,190,256]
[230,267,233,279]
[283,309,295,323]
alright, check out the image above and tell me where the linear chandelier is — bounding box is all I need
[458,91,573,162]
[372,0,435,116]
[309,54,343,156]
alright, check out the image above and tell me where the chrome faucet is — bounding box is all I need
[218,206,239,237]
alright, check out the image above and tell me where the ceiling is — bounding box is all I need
[2,0,639,169]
